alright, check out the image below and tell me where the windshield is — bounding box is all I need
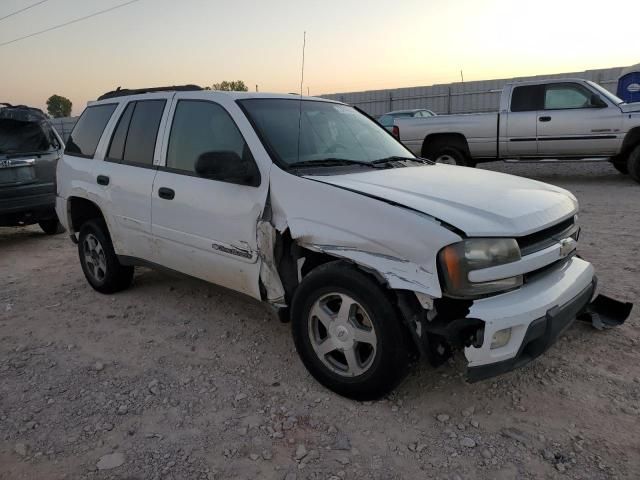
[0,108,59,156]
[239,99,414,167]
[587,81,624,105]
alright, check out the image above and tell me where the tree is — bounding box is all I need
[208,80,248,92]
[46,94,72,118]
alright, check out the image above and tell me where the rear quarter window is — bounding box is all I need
[510,85,544,112]
[65,104,117,158]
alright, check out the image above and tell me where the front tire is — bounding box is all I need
[291,262,410,400]
[627,145,640,183]
[78,219,134,294]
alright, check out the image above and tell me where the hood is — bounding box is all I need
[308,164,577,237]
[620,102,640,113]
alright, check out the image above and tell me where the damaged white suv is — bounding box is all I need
[56,86,631,400]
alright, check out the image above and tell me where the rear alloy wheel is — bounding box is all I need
[428,145,475,167]
[292,262,410,400]
[627,145,640,183]
[78,219,134,294]
[38,218,65,235]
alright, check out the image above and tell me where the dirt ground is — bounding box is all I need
[1,161,639,480]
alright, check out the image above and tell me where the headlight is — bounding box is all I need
[438,238,522,298]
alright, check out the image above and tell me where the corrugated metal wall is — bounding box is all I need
[321,66,625,116]
[49,116,78,143]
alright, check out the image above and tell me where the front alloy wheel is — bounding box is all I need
[291,262,411,400]
[308,293,378,377]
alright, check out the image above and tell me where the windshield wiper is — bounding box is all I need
[371,156,432,165]
[287,158,385,169]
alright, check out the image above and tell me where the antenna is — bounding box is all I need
[300,31,306,96]
[296,31,306,164]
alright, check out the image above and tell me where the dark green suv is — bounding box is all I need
[0,103,64,234]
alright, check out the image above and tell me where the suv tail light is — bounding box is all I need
[392,125,400,139]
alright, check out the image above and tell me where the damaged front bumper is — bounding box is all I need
[463,257,632,381]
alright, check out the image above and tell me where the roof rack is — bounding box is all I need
[97,84,204,101]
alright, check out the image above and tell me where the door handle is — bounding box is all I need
[97,175,109,186]
[158,187,175,200]
[538,116,552,122]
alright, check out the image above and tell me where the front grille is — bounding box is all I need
[517,216,578,256]
[523,255,573,284]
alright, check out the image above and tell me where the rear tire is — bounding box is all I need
[78,219,134,294]
[627,145,640,183]
[611,159,628,175]
[424,140,475,167]
[38,218,65,235]
[291,262,411,400]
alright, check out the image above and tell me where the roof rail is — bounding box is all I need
[97,84,204,101]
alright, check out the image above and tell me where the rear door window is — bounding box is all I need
[65,104,117,158]
[121,100,166,166]
[510,85,544,112]
[106,102,135,161]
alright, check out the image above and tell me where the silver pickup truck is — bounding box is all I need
[395,78,640,182]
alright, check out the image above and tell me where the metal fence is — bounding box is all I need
[320,66,625,116]
[49,116,78,143]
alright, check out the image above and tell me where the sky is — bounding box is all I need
[1,0,638,115]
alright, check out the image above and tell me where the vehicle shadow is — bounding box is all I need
[479,162,637,186]
[0,226,64,248]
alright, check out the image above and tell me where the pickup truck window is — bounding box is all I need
[544,83,592,110]
[65,104,117,158]
[510,85,544,112]
[239,99,412,167]
[166,100,252,174]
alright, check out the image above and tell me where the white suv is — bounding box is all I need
[56,86,630,400]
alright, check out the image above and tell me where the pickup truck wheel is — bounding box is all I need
[430,146,475,167]
[612,161,628,175]
[291,262,410,400]
[78,219,134,294]
[38,219,65,235]
[627,145,640,183]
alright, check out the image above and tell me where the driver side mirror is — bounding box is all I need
[590,94,607,108]
[194,151,260,186]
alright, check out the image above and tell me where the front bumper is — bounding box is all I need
[464,256,595,369]
[467,277,594,381]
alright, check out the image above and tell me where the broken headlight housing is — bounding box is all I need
[438,238,522,299]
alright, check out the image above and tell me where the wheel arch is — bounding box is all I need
[620,127,640,158]
[67,196,106,235]
[421,132,471,159]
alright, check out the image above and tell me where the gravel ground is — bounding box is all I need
[1,161,639,480]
